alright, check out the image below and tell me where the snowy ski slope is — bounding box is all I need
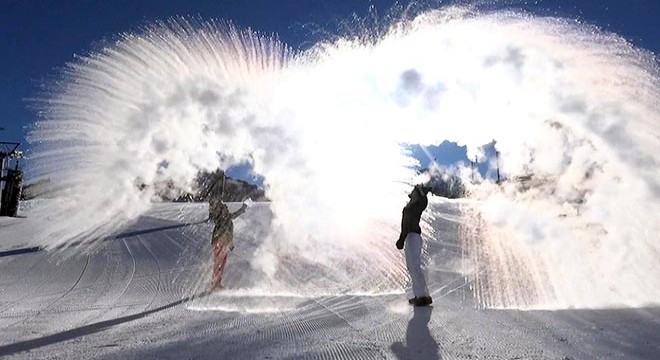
[0,203,659,359]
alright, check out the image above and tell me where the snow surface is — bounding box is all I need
[0,203,659,359]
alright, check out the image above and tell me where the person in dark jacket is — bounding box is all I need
[396,184,433,306]
[209,199,248,290]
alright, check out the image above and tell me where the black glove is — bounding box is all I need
[396,238,405,250]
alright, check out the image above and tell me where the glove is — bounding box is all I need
[396,238,405,250]
[230,244,235,251]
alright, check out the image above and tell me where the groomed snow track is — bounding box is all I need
[0,203,659,359]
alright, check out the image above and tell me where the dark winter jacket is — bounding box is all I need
[209,201,247,246]
[398,187,429,243]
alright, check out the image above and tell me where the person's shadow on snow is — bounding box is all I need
[391,306,440,360]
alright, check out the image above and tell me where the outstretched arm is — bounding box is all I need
[230,203,248,219]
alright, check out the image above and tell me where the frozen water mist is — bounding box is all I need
[15,7,660,309]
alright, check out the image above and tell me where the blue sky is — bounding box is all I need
[1,0,658,182]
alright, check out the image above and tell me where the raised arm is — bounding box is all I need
[230,203,248,219]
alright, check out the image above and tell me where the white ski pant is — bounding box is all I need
[404,232,429,298]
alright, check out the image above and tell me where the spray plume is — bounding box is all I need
[6,7,659,309]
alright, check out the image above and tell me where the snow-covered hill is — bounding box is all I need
[0,202,658,359]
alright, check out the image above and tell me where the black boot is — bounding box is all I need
[413,296,433,306]
[408,296,432,306]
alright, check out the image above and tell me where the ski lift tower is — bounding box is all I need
[0,127,24,216]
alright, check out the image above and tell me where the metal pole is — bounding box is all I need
[0,156,6,212]
[221,171,226,201]
[496,151,501,184]
[0,127,4,212]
